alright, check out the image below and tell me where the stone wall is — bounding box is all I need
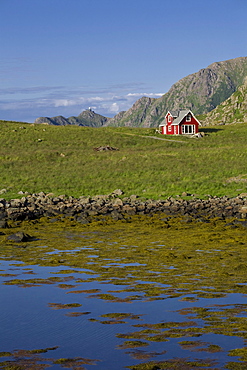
[0,190,246,225]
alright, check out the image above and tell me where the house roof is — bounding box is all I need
[169,110,179,117]
[159,109,201,127]
[172,110,191,125]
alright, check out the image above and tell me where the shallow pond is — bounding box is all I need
[0,214,247,369]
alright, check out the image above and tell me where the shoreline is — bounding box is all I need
[0,190,247,225]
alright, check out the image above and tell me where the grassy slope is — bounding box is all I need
[0,121,246,200]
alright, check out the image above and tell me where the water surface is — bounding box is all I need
[0,214,247,369]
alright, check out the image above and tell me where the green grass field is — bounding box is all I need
[0,120,246,200]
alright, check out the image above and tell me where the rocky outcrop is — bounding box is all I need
[107,56,247,127]
[35,116,69,125]
[35,109,109,127]
[202,77,247,125]
[105,111,125,126]
[69,109,109,127]
[0,191,246,225]
[107,97,156,127]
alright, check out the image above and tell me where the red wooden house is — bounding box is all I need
[159,109,201,135]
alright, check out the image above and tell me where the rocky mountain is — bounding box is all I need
[35,56,247,128]
[107,97,156,127]
[35,109,109,127]
[106,56,247,127]
[202,77,247,125]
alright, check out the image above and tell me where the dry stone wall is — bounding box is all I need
[0,190,247,226]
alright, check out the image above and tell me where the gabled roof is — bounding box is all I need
[160,109,201,126]
[166,110,179,117]
[172,110,191,125]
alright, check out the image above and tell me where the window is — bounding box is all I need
[168,115,172,122]
[168,125,172,132]
[182,125,195,134]
[186,114,191,122]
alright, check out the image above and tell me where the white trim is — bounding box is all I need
[165,111,172,118]
[182,124,195,134]
[167,109,201,126]
[189,111,202,126]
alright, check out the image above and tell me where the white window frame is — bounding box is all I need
[168,115,172,122]
[182,125,195,134]
[186,114,191,122]
[168,125,172,132]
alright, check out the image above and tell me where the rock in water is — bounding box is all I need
[7,231,33,242]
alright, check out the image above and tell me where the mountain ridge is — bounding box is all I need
[35,56,247,128]
[106,56,247,127]
[35,109,109,127]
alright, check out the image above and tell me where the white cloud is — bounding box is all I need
[127,92,164,97]
[53,96,105,108]
[54,99,76,107]
[89,97,104,102]
[109,102,120,113]
[0,85,165,122]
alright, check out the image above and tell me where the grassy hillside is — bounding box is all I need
[0,121,246,200]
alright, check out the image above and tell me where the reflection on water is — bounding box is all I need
[0,214,247,369]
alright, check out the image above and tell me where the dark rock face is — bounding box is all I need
[0,192,246,224]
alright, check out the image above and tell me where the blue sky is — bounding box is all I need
[0,0,246,122]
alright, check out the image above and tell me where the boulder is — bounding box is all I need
[7,231,33,242]
[0,220,9,228]
[112,189,124,196]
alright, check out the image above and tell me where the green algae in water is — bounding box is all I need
[53,357,98,366]
[118,340,149,348]
[1,214,247,369]
[127,358,218,369]
[65,311,91,317]
[0,352,12,357]
[3,214,244,301]
[0,346,98,370]
[178,341,223,353]
[48,302,82,309]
